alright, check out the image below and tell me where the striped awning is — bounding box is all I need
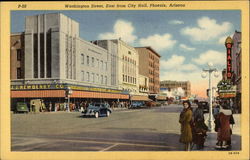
[130,95,149,101]
[11,90,129,99]
[157,95,167,100]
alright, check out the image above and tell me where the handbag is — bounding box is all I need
[230,115,235,125]
[214,117,220,132]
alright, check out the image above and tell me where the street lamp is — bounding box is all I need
[201,62,219,132]
[66,87,73,112]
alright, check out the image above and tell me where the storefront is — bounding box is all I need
[11,83,129,112]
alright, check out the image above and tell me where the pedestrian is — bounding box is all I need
[179,100,193,151]
[31,102,35,113]
[49,102,52,112]
[215,100,233,149]
[192,104,208,150]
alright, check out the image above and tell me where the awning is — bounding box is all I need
[156,95,167,100]
[11,90,129,99]
[131,95,149,101]
[11,90,65,98]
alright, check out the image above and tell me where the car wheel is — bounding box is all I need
[94,112,99,118]
[106,110,110,117]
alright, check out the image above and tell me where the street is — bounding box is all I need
[11,104,241,151]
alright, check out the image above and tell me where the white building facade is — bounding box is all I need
[19,13,113,89]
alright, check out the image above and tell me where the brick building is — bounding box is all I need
[135,47,160,94]
[160,80,191,97]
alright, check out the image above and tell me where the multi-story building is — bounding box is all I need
[232,31,241,113]
[93,39,139,94]
[160,80,191,97]
[135,47,160,94]
[11,13,129,109]
[10,33,25,80]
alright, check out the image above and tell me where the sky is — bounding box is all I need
[11,10,241,98]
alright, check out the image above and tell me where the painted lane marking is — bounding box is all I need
[99,143,120,151]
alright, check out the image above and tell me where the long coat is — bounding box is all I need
[179,108,193,143]
[217,110,232,141]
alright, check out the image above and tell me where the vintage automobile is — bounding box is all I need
[82,103,112,118]
[130,101,144,109]
[198,101,209,113]
[15,102,29,113]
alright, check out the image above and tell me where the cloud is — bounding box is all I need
[139,34,177,51]
[192,50,226,65]
[169,20,184,25]
[160,55,185,70]
[161,54,199,72]
[181,17,232,41]
[98,19,137,43]
[179,44,196,51]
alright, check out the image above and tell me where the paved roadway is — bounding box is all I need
[11,104,241,151]
[12,104,184,151]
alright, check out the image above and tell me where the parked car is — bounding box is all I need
[15,102,29,113]
[130,101,144,109]
[82,103,112,118]
[198,101,209,113]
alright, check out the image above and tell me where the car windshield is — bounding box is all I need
[94,104,101,107]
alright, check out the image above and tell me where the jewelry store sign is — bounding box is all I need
[11,84,125,94]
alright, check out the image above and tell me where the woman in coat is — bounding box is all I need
[192,104,208,150]
[179,101,193,151]
[215,101,233,149]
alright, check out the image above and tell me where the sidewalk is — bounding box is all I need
[197,114,241,151]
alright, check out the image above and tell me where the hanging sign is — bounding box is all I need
[225,36,233,79]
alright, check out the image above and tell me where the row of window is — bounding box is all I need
[80,71,107,85]
[149,54,159,63]
[122,74,137,84]
[122,55,136,65]
[81,54,107,71]
[123,64,136,75]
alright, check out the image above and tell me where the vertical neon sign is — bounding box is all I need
[225,37,233,80]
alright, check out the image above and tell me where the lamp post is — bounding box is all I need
[201,62,219,132]
[66,87,73,112]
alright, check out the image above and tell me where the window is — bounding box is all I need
[17,49,22,61]
[17,68,21,79]
[97,59,99,68]
[86,72,89,81]
[101,75,103,84]
[128,51,131,55]
[87,56,89,66]
[92,73,94,82]
[105,76,107,85]
[96,74,99,83]
[81,54,84,64]
[92,57,94,67]
[105,62,107,71]
[81,71,84,81]
[101,60,103,70]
